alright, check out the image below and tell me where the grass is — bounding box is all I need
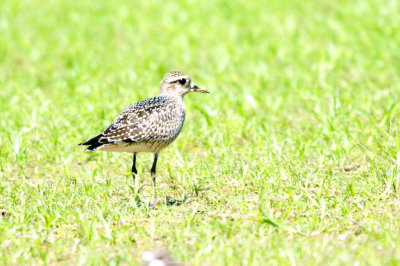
[1,0,400,264]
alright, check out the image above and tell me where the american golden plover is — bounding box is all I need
[79,71,209,196]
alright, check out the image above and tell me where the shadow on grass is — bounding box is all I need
[165,195,188,206]
[128,185,189,208]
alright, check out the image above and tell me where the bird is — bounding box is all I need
[79,71,209,197]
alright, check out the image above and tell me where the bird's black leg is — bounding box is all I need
[151,152,159,197]
[132,153,137,184]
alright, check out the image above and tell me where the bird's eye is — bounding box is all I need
[178,79,186,85]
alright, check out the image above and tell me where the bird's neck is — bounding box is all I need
[158,93,185,104]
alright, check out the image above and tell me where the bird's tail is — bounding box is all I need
[78,134,104,151]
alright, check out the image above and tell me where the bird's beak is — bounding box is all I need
[190,83,209,93]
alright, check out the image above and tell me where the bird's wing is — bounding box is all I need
[97,96,180,144]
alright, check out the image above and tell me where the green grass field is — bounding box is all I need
[1,0,400,264]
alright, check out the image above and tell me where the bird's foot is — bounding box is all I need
[128,184,145,194]
[148,196,160,209]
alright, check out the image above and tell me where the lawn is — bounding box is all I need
[1,0,400,264]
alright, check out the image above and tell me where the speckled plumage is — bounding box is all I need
[81,96,185,153]
[79,71,209,197]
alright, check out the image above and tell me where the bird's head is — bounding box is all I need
[159,71,209,97]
